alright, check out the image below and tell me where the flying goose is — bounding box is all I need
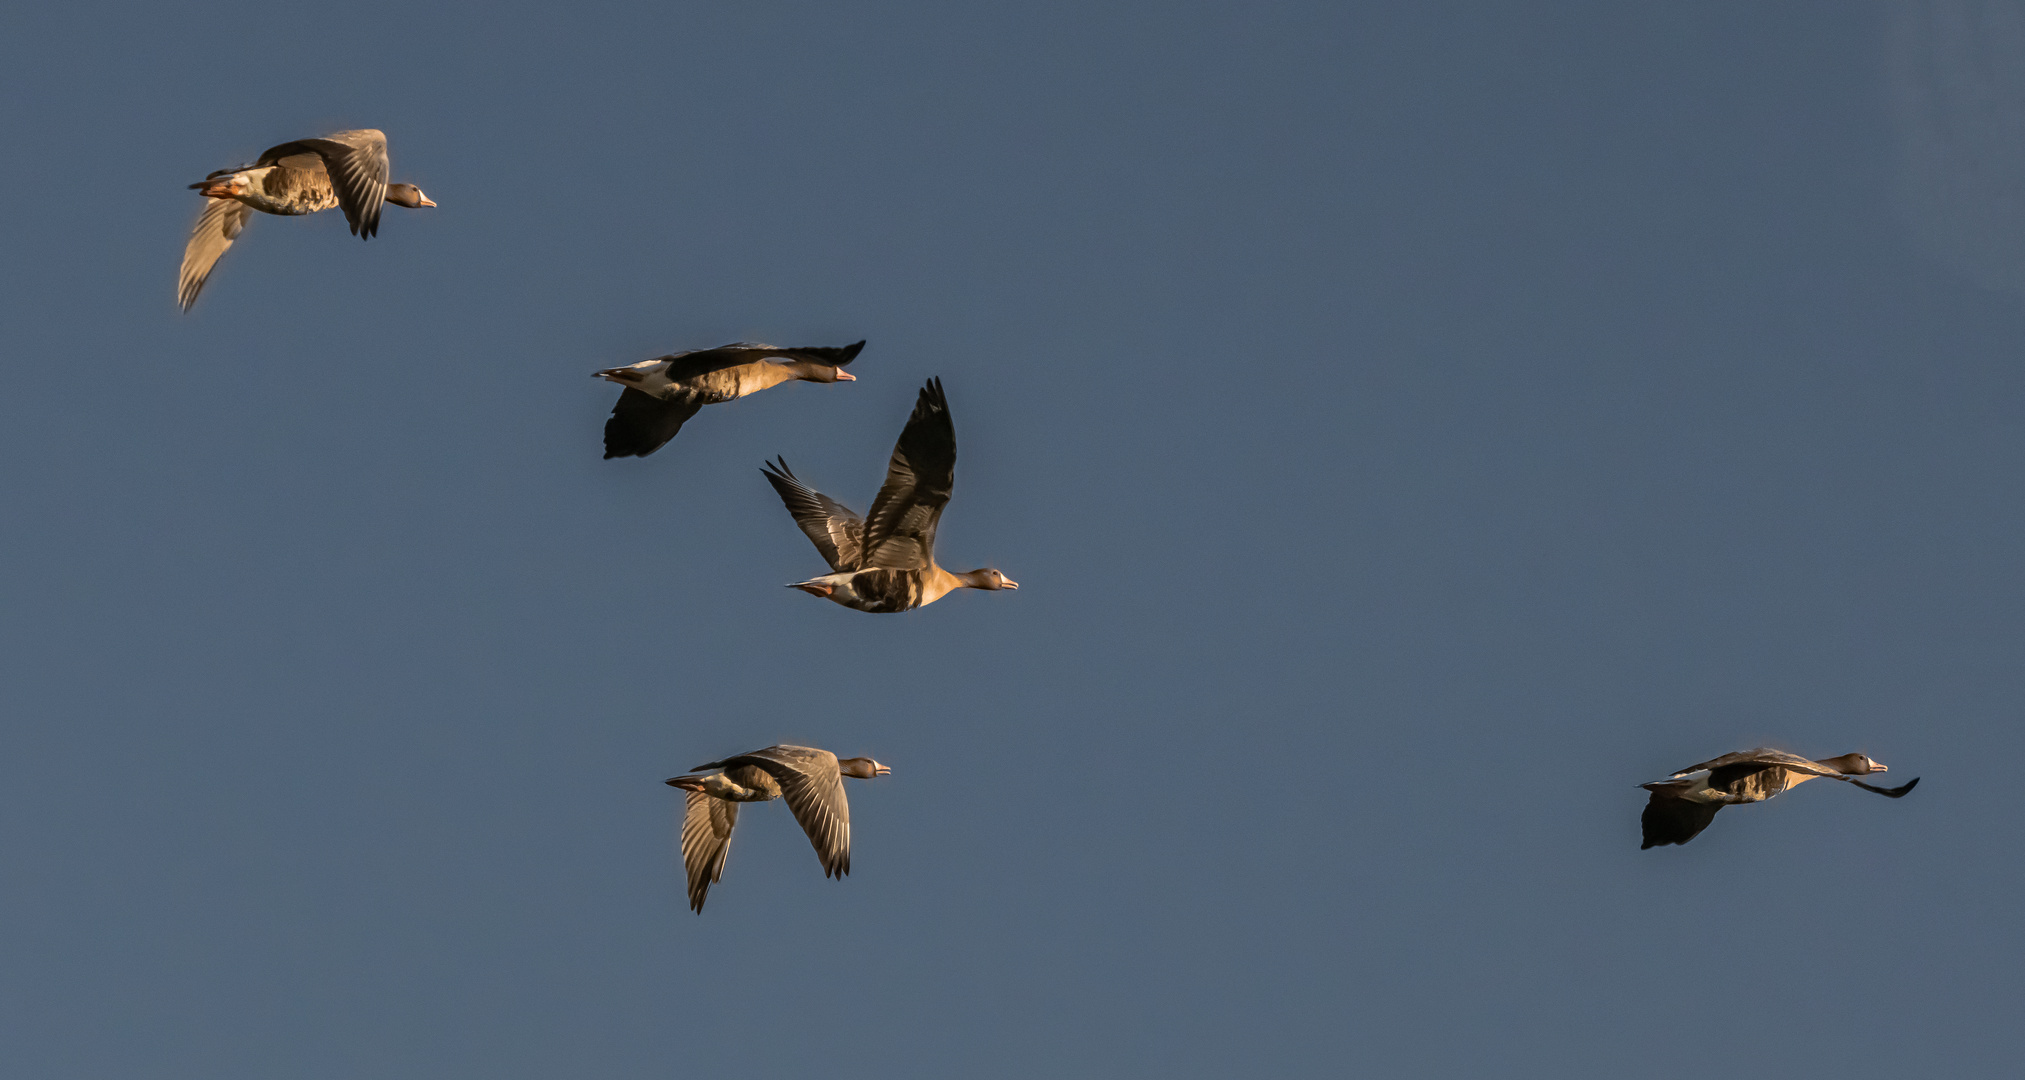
[665,745,890,913]
[594,341,863,459]
[179,129,435,311]
[762,377,1017,613]
[1639,748,1920,849]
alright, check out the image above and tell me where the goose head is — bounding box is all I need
[839,757,891,779]
[1821,753,1887,775]
[386,183,437,208]
[961,568,1018,591]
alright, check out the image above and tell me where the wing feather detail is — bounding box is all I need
[761,457,865,571]
[860,378,956,571]
[178,197,252,311]
[714,746,853,878]
[266,129,389,238]
[680,791,739,913]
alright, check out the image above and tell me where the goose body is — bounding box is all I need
[1639,748,1919,849]
[595,341,862,459]
[665,744,889,913]
[762,377,1017,613]
[179,129,434,311]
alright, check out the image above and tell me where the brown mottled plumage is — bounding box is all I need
[179,129,435,311]
[665,745,889,913]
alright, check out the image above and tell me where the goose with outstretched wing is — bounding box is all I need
[1639,747,1919,849]
[762,377,1017,613]
[179,129,435,311]
[595,341,862,459]
[665,745,889,913]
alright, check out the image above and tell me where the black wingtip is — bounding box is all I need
[912,376,947,417]
[837,340,866,364]
[1867,776,1921,798]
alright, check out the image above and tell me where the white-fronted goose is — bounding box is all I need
[665,744,890,913]
[179,129,435,311]
[1640,748,1920,849]
[595,341,863,459]
[762,377,1017,613]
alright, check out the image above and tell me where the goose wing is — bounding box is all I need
[699,340,864,370]
[1688,748,1916,795]
[860,378,956,571]
[761,457,864,571]
[711,745,852,879]
[679,790,739,913]
[655,341,866,403]
[178,197,253,311]
[261,129,389,238]
[1672,747,1840,781]
[1849,776,1921,798]
[1641,794,1723,848]
[603,388,704,459]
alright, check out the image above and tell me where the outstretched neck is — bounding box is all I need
[918,564,965,606]
[768,359,829,384]
[1812,753,1879,776]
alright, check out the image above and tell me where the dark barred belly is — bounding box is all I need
[847,568,923,614]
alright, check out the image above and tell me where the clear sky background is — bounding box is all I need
[2,2,2021,1076]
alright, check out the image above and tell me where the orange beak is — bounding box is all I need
[834,369,856,382]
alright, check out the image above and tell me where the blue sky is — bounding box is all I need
[2,2,2021,1076]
